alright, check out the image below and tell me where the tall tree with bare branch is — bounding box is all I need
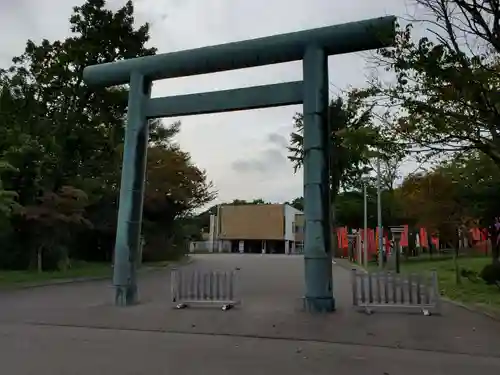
[367,0,500,165]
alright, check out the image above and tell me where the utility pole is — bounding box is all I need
[216,204,221,252]
[377,159,383,269]
[363,182,368,269]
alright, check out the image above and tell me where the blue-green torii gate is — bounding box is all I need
[83,16,395,312]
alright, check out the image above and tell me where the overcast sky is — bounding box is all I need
[0,0,417,205]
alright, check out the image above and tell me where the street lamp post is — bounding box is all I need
[363,182,368,269]
[377,159,383,269]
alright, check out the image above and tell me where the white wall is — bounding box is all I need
[189,240,231,253]
[208,214,215,244]
[284,204,302,241]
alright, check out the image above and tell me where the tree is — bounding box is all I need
[0,161,20,226]
[370,154,406,229]
[143,137,216,260]
[439,152,500,264]
[396,151,500,280]
[397,151,500,263]
[288,92,403,258]
[398,170,460,234]
[335,191,366,228]
[0,0,157,206]
[289,93,385,202]
[0,0,158,268]
[287,197,304,211]
[375,154,404,192]
[0,0,216,269]
[4,0,156,191]
[368,0,500,166]
[23,186,91,272]
[225,199,269,205]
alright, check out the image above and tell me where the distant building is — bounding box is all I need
[190,203,304,254]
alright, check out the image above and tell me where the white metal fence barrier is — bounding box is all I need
[171,268,240,311]
[351,269,441,316]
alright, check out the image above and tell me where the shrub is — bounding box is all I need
[479,263,500,286]
[460,267,480,282]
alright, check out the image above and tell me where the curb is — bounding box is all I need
[0,256,193,291]
[442,297,500,321]
[333,258,367,273]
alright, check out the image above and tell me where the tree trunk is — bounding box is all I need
[59,254,70,272]
[492,241,500,265]
[37,247,42,273]
[454,246,461,285]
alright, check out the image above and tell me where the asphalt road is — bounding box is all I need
[1,253,500,374]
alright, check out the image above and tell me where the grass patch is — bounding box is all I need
[367,256,500,314]
[0,259,176,288]
[0,261,112,287]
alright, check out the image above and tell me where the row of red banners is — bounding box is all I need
[335,226,491,258]
[336,225,439,254]
[469,228,490,242]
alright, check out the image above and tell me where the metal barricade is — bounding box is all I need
[351,269,441,315]
[171,268,240,311]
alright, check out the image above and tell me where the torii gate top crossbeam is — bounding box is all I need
[83,16,395,87]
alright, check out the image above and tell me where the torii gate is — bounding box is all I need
[83,16,395,312]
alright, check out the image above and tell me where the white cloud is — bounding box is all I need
[0,0,413,205]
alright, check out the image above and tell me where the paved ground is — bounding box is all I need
[1,254,500,374]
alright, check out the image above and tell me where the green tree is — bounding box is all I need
[3,0,156,193]
[396,151,500,278]
[372,154,406,227]
[23,186,91,272]
[286,197,304,211]
[0,0,158,268]
[369,0,500,165]
[0,0,216,269]
[288,93,402,258]
[143,135,216,260]
[0,161,20,224]
[289,94,374,201]
[288,92,401,204]
[397,151,500,261]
